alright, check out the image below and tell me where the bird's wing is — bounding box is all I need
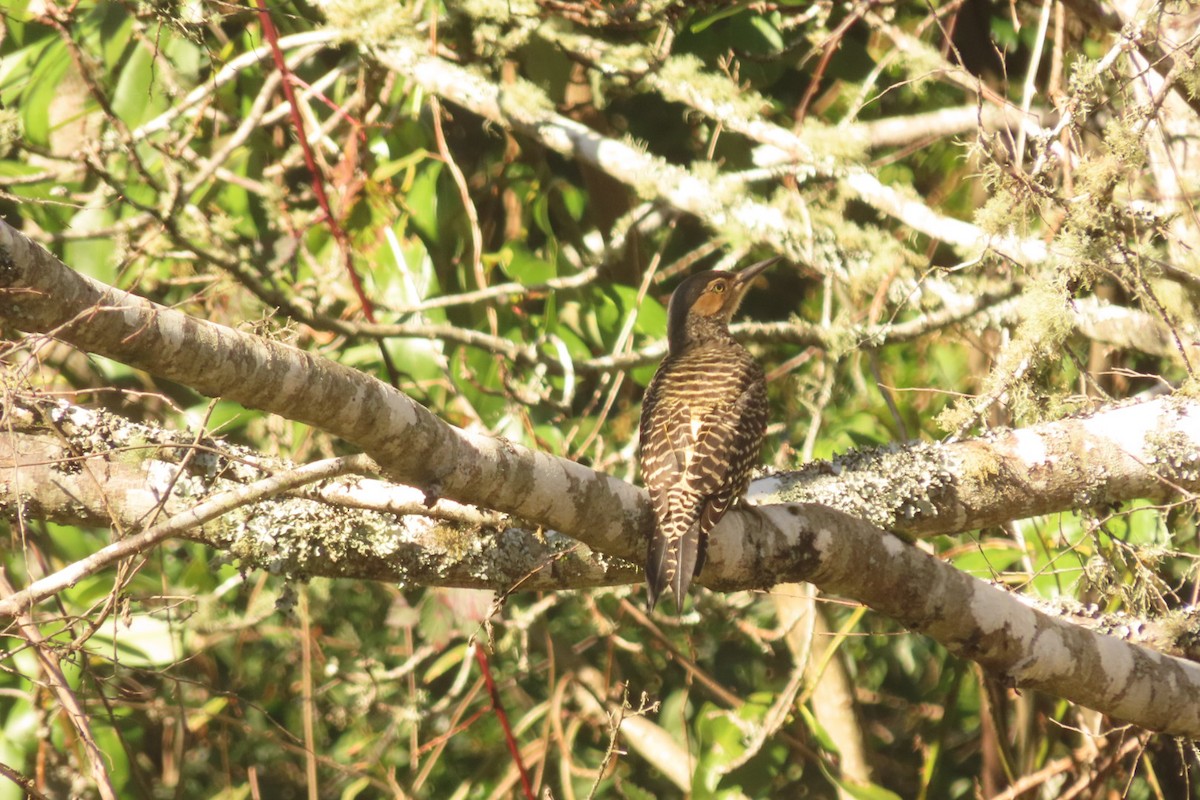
[639,370,693,510]
[641,367,706,610]
[684,372,769,496]
[684,376,769,575]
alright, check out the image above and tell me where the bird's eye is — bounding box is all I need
[711,281,726,294]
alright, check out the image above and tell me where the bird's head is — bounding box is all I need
[666,257,778,354]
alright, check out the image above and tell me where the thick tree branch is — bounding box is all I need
[0,218,651,561]
[0,450,374,617]
[763,395,1200,537]
[0,400,635,596]
[7,399,1200,735]
[5,221,1200,736]
[9,219,1199,569]
[717,503,1200,738]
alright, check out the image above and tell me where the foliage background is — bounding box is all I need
[2,0,1199,798]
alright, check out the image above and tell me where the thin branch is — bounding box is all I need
[131,30,340,142]
[473,643,535,800]
[0,454,373,617]
[1059,0,1200,119]
[0,572,118,800]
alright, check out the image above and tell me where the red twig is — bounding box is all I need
[250,0,376,322]
[473,643,535,800]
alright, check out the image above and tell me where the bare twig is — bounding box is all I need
[0,454,374,617]
[0,572,118,800]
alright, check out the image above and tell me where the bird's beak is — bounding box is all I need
[733,256,781,289]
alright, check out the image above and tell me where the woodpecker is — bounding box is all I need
[639,258,775,612]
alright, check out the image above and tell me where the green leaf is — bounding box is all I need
[406,162,444,246]
[210,787,253,800]
[557,181,587,221]
[0,732,28,800]
[826,770,905,800]
[388,339,448,384]
[690,5,749,34]
[20,38,71,147]
[531,191,554,239]
[98,8,133,70]
[2,694,36,744]
[748,15,785,51]
[196,399,254,436]
[63,205,118,283]
[627,288,667,339]
[500,242,557,285]
[62,575,119,610]
[340,777,373,800]
[88,614,183,668]
[547,326,590,362]
[1123,501,1167,546]
[91,725,131,793]
[422,642,468,683]
[694,707,746,796]
[799,705,840,753]
[0,0,34,46]
[950,539,1027,577]
[0,29,48,102]
[47,522,105,563]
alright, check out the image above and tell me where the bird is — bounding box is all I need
[638,258,776,612]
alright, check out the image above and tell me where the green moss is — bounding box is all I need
[1020,279,1074,347]
[656,55,769,123]
[459,0,541,56]
[888,35,947,95]
[0,108,20,156]
[1181,51,1200,100]
[974,189,1024,236]
[1066,57,1102,119]
[318,0,414,45]
[543,26,654,75]
[799,119,867,165]
[496,77,557,122]
[935,277,1079,432]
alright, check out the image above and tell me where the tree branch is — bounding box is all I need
[764,395,1200,537]
[0,217,651,562]
[711,503,1200,738]
[370,38,1050,268]
[0,399,635,596]
[0,451,374,617]
[5,220,1200,736]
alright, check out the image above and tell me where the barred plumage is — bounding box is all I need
[639,259,775,612]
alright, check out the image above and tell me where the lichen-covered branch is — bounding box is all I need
[370,37,1050,268]
[762,394,1200,537]
[6,218,1200,736]
[0,399,636,602]
[711,503,1200,738]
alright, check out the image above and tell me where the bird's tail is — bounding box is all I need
[646,514,703,614]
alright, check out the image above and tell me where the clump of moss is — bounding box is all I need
[656,55,771,124]
[317,0,414,46]
[0,109,21,157]
[936,277,1077,432]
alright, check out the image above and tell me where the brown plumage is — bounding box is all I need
[639,259,775,612]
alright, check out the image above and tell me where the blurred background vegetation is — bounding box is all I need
[2,0,1199,797]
